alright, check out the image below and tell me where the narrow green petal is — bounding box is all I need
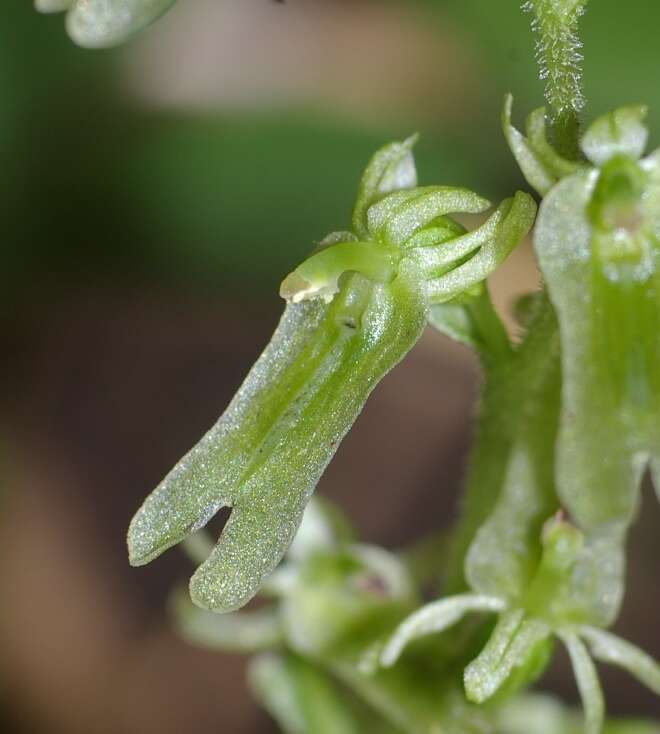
[375,186,490,247]
[580,626,660,696]
[403,218,465,250]
[352,136,419,239]
[380,593,505,667]
[426,192,536,306]
[560,630,605,734]
[502,95,558,196]
[365,189,423,236]
[412,199,511,275]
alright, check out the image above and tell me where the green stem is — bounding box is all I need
[445,294,560,594]
[465,291,512,366]
[524,0,590,159]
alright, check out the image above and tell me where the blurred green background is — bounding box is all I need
[0,1,658,733]
[6,0,660,304]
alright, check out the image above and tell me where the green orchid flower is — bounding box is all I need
[535,105,660,533]
[127,137,534,614]
[380,516,660,734]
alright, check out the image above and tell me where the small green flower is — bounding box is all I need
[535,106,660,532]
[127,138,535,613]
[381,518,660,734]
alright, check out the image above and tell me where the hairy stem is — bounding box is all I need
[523,0,590,159]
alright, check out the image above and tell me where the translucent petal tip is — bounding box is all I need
[280,272,338,304]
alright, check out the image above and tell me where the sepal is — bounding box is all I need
[368,186,490,248]
[422,191,537,304]
[352,136,419,239]
[502,95,581,195]
[559,631,605,734]
[379,593,506,668]
[581,106,649,166]
[580,626,660,696]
